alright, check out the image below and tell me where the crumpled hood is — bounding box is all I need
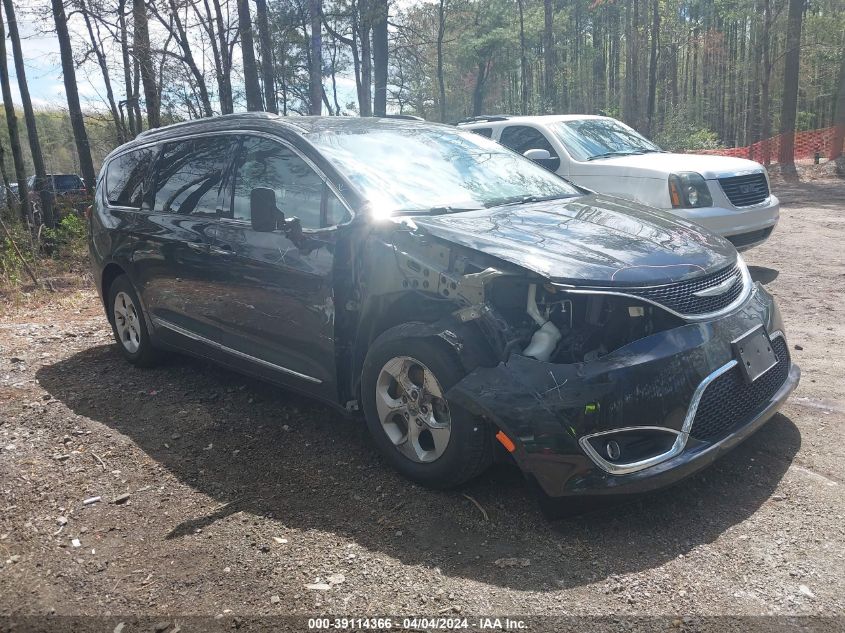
[571,152,767,180]
[407,194,737,287]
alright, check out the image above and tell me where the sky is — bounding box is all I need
[3,4,75,110]
[3,1,360,115]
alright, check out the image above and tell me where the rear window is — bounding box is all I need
[53,175,84,191]
[106,149,154,208]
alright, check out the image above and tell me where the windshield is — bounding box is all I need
[549,118,663,161]
[307,126,580,215]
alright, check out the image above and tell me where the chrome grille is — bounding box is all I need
[627,263,745,316]
[690,336,790,442]
[718,173,770,207]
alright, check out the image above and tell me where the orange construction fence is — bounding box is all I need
[693,126,842,164]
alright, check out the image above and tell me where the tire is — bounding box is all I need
[107,275,161,367]
[361,325,492,489]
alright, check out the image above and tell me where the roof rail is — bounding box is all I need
[455,115,511,125]
[382,114,425,121]
[135,112,280,139]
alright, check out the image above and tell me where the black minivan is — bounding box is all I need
[90,113,799,501]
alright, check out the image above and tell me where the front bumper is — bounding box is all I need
[670,194,779,251]
[447,283,799,498]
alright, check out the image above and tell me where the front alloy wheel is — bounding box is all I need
[375,356,452,463]
[361,325,492,489]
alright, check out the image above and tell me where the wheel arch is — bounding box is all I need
[100,262,127,321]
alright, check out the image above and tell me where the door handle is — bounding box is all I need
[208,245,235,257]
[186,242,208,252]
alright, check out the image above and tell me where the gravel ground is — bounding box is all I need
[1,179,843,630]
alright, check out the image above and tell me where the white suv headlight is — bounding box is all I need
[669,172,713,209]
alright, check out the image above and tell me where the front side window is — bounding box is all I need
[106,149,154,208]
[230,136,349,229]
[153,136,232,215]
[499,126,558,157]
[307,126,579,215]
[549,118,663,161]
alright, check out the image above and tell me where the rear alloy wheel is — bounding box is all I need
[113,291,141,353]
[362,327,492,489]
[107,275,161,367]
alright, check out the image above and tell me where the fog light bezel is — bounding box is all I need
[579,426,684,475]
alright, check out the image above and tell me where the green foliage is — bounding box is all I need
[0,219,35,286]
[652,109,724,152]
[42,213,88,260]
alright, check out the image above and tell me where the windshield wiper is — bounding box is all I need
[492,193,577,207]
[586,149,663,160]
[391,205,484,216]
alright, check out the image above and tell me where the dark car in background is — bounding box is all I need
[28,174,89,214]
[88,114,799,508]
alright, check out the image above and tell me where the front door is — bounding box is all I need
[207,134,352,399]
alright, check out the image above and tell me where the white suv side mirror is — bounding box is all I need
[523,148,552,161]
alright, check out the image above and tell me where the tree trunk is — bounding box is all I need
[0,12,28,222]
[830,46,845,166]
[543,0,554,112]
[371,0,388,117]
[760,0,773,164]
[117,0,137,136]
[359,0,373,117]
[472,60,489,116]
[778,0,804,177]
[238,0,263,111]
[623,0,636,126]
[52,0,97,192]
[0,142,13,216]
[646,0,659,135]
[256,0,277,114]
[437,0,446,121]
[133,0,160,129]
[78,0,125,143]
[517,0,529,114]
[2,0,53,227]
[209,0,234,114]
[309,0,323,115]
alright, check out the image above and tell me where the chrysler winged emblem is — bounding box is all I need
[692,274,738,298]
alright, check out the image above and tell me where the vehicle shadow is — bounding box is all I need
[37,345,801,591]
[749,265,779,285]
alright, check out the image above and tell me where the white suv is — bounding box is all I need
[457,114,779,250]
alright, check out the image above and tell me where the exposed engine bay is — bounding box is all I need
[486,279,685,364]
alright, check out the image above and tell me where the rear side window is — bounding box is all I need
[106,149,154,207]
[470,127,493,138]
[499,126,558,157]
[153,136,232,216]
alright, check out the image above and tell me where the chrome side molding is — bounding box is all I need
[152,317,322,384]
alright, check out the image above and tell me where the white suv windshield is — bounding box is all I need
[308,126,580,215]
[550,118,663,161]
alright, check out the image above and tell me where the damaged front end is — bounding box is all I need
[350,216,799,499]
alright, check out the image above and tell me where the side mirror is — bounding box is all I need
[523,148,552,161]
[250,187,284,232]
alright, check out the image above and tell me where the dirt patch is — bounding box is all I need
[1,180,843,624]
